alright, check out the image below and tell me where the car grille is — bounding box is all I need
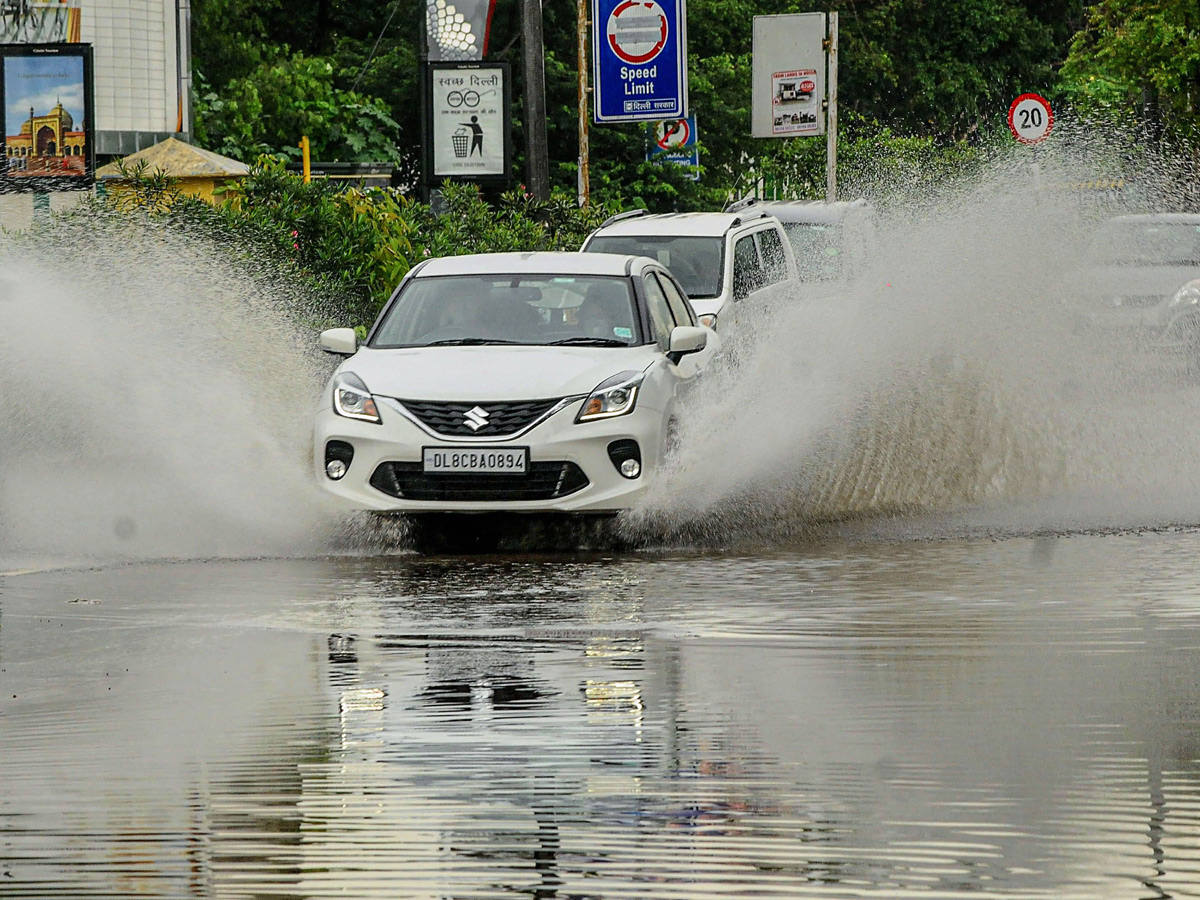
[395,398,563,437]
[370,461,589,502]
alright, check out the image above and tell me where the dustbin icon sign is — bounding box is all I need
[452,127,470,158]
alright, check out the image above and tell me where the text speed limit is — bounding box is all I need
[1008,93,1054,144]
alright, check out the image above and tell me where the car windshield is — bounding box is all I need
[370,274,641,348]
[586,235,723,298]
[783,223,844,281]
[1088,222,1200,266]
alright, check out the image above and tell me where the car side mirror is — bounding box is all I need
[666,325,707,364]
[320,327,358,356]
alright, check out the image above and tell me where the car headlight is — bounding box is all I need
[697,313,718,329]
[576,371,643,422]
[1168,279,1200,310]
[332,372,381,423]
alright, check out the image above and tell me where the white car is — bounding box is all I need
[313,252,718,516]
[581,210,797,331]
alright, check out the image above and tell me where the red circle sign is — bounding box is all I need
[656,118,689,150]
[606,0,668,65]
[1008,93,1054,144]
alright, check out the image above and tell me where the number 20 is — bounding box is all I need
[1019,107,1043,129]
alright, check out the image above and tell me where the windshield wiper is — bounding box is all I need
[549,337,630,346]
[423,338,523,346]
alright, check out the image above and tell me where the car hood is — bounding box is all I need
[341,344,660,401]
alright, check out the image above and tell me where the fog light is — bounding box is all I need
[326,459,348,480]
[607,439,642,479]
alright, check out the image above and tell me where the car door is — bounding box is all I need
[638,269,712,427]
[654,268,717,378]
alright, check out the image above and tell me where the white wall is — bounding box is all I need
[81,0,188,143]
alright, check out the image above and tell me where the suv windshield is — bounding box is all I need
[1088,222,1200,267]
[370,274,641,348]
[586,235,723,299]
[783,223,844,281]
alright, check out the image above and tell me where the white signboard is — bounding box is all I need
[432,65,506,178]
[752,13,826,138]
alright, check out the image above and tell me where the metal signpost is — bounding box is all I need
[751,12,838,200]
[591,0,687,123]
[645,116,698,180]
[423,61,511,189]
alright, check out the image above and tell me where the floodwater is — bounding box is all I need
[4,533,1200,899]
[5,134,1200,897]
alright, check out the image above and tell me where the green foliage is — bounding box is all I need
[1059,0,1200,134]
[193,53,404,164]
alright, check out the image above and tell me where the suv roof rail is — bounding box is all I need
[599,208,648,228]
[724,194,759,213]
[729,210,768,227]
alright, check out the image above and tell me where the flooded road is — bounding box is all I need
[4,533,1200,898]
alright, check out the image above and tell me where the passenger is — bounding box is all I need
[577,282,630,340]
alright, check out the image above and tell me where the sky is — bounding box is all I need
[4,54,85,137]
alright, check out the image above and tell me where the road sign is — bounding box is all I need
[1008,93,1053,144]
[592,0,687,123]
[645,116,699,179]
[426,62,511,183]
[752,13,826,138]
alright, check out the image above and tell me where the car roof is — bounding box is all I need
[413,251,639,278]
[591,211,771,238]
[1105,213,1200,226]
[729,199,872,225]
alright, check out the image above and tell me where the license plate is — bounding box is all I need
[422,447,528,474]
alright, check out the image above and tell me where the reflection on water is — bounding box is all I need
[3,537,1200,898]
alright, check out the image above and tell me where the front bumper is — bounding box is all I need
[313,395,666,513]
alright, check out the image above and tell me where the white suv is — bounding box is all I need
[581,210,797,331]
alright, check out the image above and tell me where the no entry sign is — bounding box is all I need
[592,0,687,122]
[1008,93,1054,144]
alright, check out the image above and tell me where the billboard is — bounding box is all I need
[0,43,94,191]
[752,13,826,138]
[425,62,511,184]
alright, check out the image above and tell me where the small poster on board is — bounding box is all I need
[770,69,820,135]
[0,44,94,192]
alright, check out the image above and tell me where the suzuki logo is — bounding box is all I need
[464,405,491,431]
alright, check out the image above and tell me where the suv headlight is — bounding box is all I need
[1168,279,1200,310]
[332,372,382,423]
[576,371,643,422]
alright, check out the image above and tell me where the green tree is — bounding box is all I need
[1060,0,1200,134]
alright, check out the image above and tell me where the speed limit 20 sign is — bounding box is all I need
[1008,93,1053,144]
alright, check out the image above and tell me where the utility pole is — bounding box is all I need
[577,0,590,206]
[825,11,838,202]
[522,0,551,201]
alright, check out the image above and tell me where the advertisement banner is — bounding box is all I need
[0,4,82,44]
[0,43,94,192]
[592,0,687,123]
[425,0,496,61]
[427,62,510,182]
[752,13,825,138]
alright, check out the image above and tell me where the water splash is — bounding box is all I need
[626,132,1200,544]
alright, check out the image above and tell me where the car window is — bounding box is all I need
[370,274,641,347]
[585,235,724,299]
[732,234,764,301]
[654,270,696,326]
[641,272,676,348]
[1087,222,1200,266]
[757,228,789,285]
[783,222,844,282]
